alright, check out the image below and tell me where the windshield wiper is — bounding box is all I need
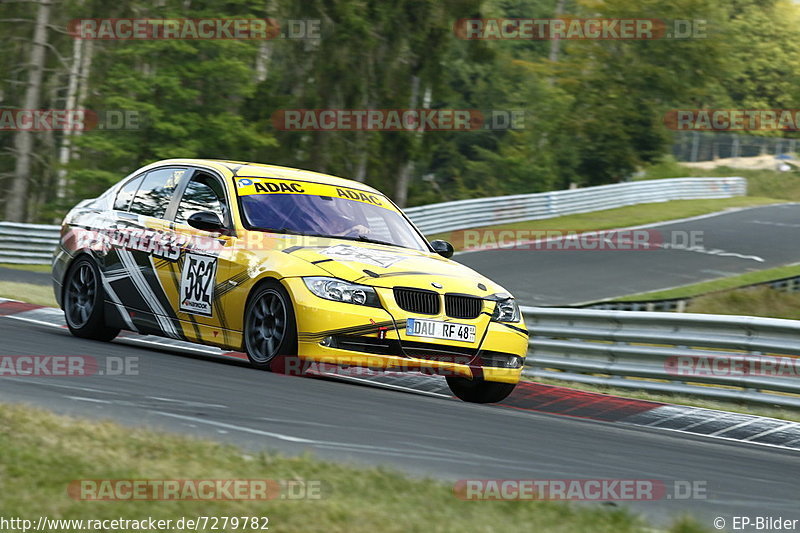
[350,235,403,247]
[254,227,407,249]
[258,227,318,237]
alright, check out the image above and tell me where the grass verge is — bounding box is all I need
[614,264,800,301]
[0,403,705,532]
[529,377,800,424]
[0,262,51,273]
[687,286,800,321]
[0,281,56,307]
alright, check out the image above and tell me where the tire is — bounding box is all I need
[63,256,120,342]
[244,279,298,371]
[446,376,516,403]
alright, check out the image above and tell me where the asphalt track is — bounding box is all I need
[456,203,800,305]
[1,314,798,528]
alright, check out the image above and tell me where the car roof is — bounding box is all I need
[146,158,384,195]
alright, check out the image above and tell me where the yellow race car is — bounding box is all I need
[52,159,528,403]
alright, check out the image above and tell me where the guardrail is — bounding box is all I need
[0,222,60,264]
[522,306,800,408]
[405,177,746,234]
[0,177,744,263]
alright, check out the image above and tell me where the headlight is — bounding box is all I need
[303,277,381,307]
[491,298,520,322]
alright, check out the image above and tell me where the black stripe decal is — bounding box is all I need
[498,322,529,336]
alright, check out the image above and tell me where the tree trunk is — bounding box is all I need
[394,79,432,207]
[549,0,566,64]
[353,132,368,182]
[5,0,52,222]
[393,75,421,207]
[55,37,83,204]
[546,0,566,89]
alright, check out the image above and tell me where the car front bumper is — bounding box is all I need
[284,277,528,384]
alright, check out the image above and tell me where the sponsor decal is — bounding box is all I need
[70,227,223,260]
[236,178,395,211]
[179,253,218,317]
[320,244,405,269]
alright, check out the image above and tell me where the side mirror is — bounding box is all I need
[187,211,224,232]
[430,239,454,258]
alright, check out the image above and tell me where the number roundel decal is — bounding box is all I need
[179,252,218,317]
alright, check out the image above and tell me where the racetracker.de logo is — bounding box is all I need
[454,18,707,40]
[0,109,142,131]
[68,18,320,40]
[0,355,138,377]
[664,109,800,131]
[268,355,510,378]
[273,109,480,131]
[454,479,707,501]
[665,355,800,377]
[444,229,704,252]
[68,479,325,501]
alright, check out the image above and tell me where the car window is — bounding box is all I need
[175,173,228,225]
[238,179,428,251]
[113,174,144,212]
[128,168,186,218]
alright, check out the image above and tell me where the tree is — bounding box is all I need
[5,0,52,222]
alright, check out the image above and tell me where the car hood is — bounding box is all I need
[284,240,509,296]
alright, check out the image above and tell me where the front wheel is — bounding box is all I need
[63,256,120,342]
[244,280,298,371]
[446,376,516,403]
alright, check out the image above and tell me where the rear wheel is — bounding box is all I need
[244,280,298,371]
[446,376,516,403]
[63,256,120,342]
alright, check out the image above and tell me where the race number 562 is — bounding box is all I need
[179,253,217,317]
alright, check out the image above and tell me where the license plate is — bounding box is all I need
[406,318,476,343]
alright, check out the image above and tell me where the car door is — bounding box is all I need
[104,166,187,338]
[154,168,238,347]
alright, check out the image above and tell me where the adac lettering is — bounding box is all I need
[335,188,383,205]
[254,181,305,193]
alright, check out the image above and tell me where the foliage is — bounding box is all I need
[2,0,800,221]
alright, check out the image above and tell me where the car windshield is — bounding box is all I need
[237,178,429,251]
